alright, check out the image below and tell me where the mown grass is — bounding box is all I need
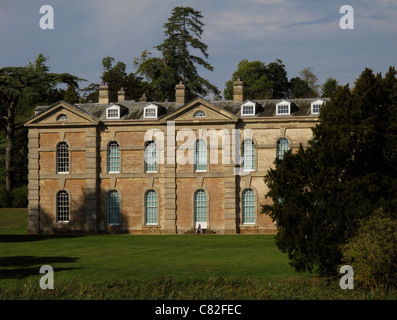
[1,208,396,300]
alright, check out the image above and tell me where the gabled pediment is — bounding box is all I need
[25,101,99,126]
[162,97,238,122]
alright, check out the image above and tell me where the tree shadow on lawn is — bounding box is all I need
[0,256,80,280]
[0,234,86,243]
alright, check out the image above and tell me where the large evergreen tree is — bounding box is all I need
[0,54,81,193]
[262,67,397,276]
[135,6,220,101]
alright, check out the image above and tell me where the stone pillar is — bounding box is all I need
[84,127,98,232]
[233,79,246,103]
[27,129,40,234]
[224,171,238,233]
[224,125,238,233]
[163,121,177,233]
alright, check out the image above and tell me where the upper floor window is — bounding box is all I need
[194,139,207,172]
[144,104,158,119]
[241,101,256,116]
[311,99,324,115]
[276,100,291,115]
[56,190,70,222]
[193,110,206,118]
[57,142,69,173]
[144,141,158,173]
[106,105,120,119]
[277,138,290,160]
[107,141,120,173]
[242,139,255,171]
[56,114,68,121]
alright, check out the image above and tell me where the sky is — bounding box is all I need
[1,0,396,98]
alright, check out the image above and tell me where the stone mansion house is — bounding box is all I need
[25,80,327,234]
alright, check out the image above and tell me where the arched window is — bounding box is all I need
[108,141,120,173]
[107,190,121,225]
[277,138,289,160]
[194,189,207,229]
[56,190,69,222]
[242,139,255,171]
[144,141,158,172]
[145,190,158,225]
[242,189,255,224]
[194,139,207,171]
[56,114,68,121]
[57,142,69,173]
[193,110,206,118]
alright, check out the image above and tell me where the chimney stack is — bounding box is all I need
[233,78,246,103]
[139,93,148,102]
[99,82,109,104]
[117,87,126,103]
[175,82,187,105]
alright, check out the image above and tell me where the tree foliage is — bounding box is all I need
[0,54,82,194]
[321,77,339,98]
[299,67,319,96]
[134,6,220,101]
[224,60,320,100]
[341,208,397,290]
[262,67,397,276]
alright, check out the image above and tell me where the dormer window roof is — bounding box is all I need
[276,100,291,115]
[311,99,325,115]
[144,103,158,119]
[106,104,121,119]
[241,101,256,116]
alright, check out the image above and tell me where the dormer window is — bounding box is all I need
[193,110,206,118]
[276,100,291,115]
[56,114,68,121]
[144,104,158,119]
[106,105,120,119]
[311,99,324,115]
[241,101,256,116]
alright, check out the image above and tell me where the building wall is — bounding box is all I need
[26,103,318,235]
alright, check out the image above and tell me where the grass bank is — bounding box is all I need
[0,208,396,300]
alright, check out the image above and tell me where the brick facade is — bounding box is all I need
[25,82,325,234]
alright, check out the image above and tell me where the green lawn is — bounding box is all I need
[0,209,312,285]
[1,208,395,299]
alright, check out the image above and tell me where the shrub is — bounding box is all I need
[0,185,28,208]
[341,209,397,290]
[12,185,28,208]
[0,186,13,208]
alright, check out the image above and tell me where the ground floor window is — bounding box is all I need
[242,189,255,224]
[56,190,69,222]
[145,190,158,224]
[194,189,207,228]
[107,190,121,225]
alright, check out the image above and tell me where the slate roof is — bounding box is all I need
[33,97,329,121]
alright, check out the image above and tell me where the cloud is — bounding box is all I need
[280,13,337,28]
